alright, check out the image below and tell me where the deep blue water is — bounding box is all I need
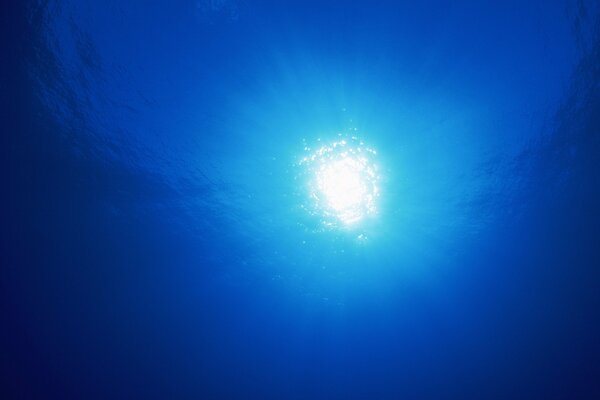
[3,1,600,398]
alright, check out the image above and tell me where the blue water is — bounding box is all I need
[3,1,600,398]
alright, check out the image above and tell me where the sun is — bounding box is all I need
[300,136,379,227]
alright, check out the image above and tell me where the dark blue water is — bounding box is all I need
[3,1,600,398]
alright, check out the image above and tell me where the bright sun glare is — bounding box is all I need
[300,136,379,227]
